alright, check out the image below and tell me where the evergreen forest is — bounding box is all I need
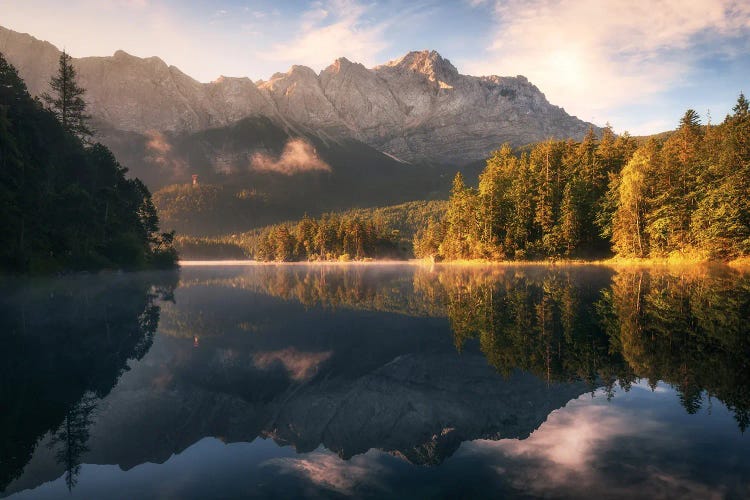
[415,100,750,261]
[0,52,177,272]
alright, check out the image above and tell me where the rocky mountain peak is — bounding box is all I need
[288,64,318,78]
[261,64,321,92]
[320,57,369,82]
[212,75,252,85]
[333,56,353,67]
[322,56,365,76]
[381,50,459,83]
[112,49,132,59]
[111,49,167,68]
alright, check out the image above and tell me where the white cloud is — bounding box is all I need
[465,0,750,124]
[496,401,656,473]
[118,0,149,8]
[263,0,389,71]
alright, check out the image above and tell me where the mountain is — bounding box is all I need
[0,26,595,166]
[0,26,598,235]
[102,115,473,235]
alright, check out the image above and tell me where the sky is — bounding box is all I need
[2,0,749,134]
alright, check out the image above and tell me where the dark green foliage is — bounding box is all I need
[0,52,177,272]
[175,200,448,260]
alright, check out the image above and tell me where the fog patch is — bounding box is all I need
[144,130,186,174]
[251,139,331,175]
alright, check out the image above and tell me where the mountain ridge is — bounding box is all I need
[0,25,597,165]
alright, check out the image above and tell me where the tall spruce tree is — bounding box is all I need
[41,51,93,141]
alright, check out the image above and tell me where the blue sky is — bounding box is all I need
[3,0,749,134]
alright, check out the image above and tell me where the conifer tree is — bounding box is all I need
[478,145,515,256]
[42,51,93,141]
[559,180,583,256]
[691,95,750,257]
[441,172,478,259]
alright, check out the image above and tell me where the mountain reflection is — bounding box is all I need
[0,272,178,493]
[170,264,750,430]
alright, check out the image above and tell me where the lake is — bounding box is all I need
[1,263,749,499]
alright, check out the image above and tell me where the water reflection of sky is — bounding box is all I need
[10,382,749,499]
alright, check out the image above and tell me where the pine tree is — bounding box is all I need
[559,180,582,257]
[0,52,175,272]
[41,51,93,141]
[530,140,564,256]
[273,225,295,261]
[478,144,515,257]
[691,94,750,257]
[505,154,534,258]
[441,172,479,259]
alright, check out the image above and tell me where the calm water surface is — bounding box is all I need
[1,264,749,499]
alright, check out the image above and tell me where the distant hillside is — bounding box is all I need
[175,200,448,259]
[148,116,475,235]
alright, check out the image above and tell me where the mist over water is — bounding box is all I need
[2,264,749,498]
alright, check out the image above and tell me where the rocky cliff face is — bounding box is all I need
[0,27,278,133]
[0,26,596,165]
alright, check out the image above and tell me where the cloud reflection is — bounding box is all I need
[252,348,332,381]
[263,451,388,496]
[263,383,741,498]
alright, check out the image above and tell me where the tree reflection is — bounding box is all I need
[189,264,750,430]
[600,269,750,430]
[48,393,97,491]
[0,272,177,492]
[428,266,750,430]
[420,267,636,393]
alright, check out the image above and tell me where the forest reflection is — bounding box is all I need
[183,264,750,431]
[0,272,178,493]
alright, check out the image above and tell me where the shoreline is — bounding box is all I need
[178,259,419,266]
[179,257,750,269]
